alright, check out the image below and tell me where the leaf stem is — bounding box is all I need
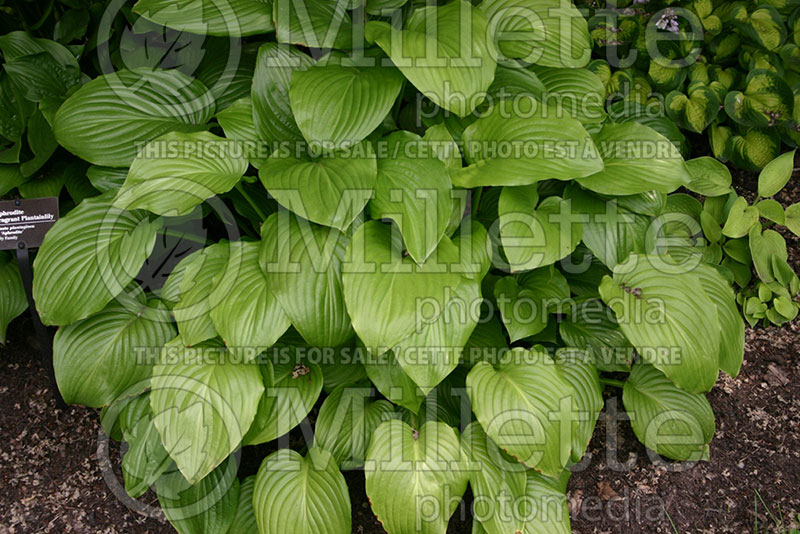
[600,377,625,389]
[235,182,267,222]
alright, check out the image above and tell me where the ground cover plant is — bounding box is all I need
[0,0,798,533]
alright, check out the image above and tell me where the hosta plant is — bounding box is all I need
[0,0,774,533]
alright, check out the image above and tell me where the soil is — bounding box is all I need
[2,175,799,534]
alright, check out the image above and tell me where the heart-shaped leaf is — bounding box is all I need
[494,266,569,342]
[558,299,634,373]
[665,84,720,133]
[724,69,794,129]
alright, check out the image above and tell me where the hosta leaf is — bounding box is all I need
[481,0,591,68]
[365,0,497,117]
[494,267,569,342]
[370,146,453,264]
[749,225,789,284]
[722,196,759,238]
[599,254,721,394]
[365,420,470,534]
[273,0,353,49]
[119,393,172,498]
[342,220,467,350]
[156,456,240,534]
[2,52,81,102]
[290,64,404,151]
[576,123,691,196]
[209,241,290,361]
[462,422,572,534]
[113,131,248,216]
[253,448,351,534]
[260,212,353,347]
[647,61,687,93]
[53,69,215,167]
[724,69,794,129]
[467,347,575,477]
[86,166,127,194]
[499,191,582,271]
[453,97,602,188]
[151,338,263,483]
[251,43,314,147]
[622,363,715,461]
[757,198,785,224]
[758,150,796,197]
[216,97,268,168]
[0,253,27,344]
[665,85,720,133]
[258,141,376,230]
[684,156,732,196]
[229,476,258,534]
[243,356,323,445]
[554,349,603,463]
[313,382,396,469]
[786,203,800,236]
[33,195,161,326]
[133,0,273,37]
[730,4,787,51]
[54,293,175,408]
[529,66,606,124]
[559,299,634,373]
[720,125,782,171]
[363,349,425,413]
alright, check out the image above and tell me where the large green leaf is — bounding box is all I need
[480,0,591,68]
[273,0,353,49]
[209,241,290,361]
[53,69,215,167]
[251,43,314,147]
[53,292,175,408]
[494,267,569,342]
[365,0,497,117]
[342,220,467,350]
[243,356,323,445]
[133,0,273,37]
[215,97,268,168]
[258,141,376,230]
[529,65,606,124]
[313,382,396,469]
[117,393,173,498]
[558,299,634,373]
[721,196,759,238]
[452,97,602,187]
[0,253,27,344]
[690,264,744,378]
[151,338,264,483]
[622,363,715,461]
[724,69,794,129]
[156,456,240,534]
[499,190,582,271]
[599,254,721,393]
[684,156,732,196]
[463,422,571,534]
[33,195,161,326]
[370,145,453,264]
[363,349,426,413]
[467,347,575,477]
[113,131,248,216]
[253,447,351,534]
[554,349,602,463]
[229,476,258,534]
[260,212,353,347]
[290,63,404,151]
[365,420,470,534]
[577,123,691,196]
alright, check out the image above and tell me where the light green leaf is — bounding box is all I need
[209,241,290,361]
[494,267,569,342]
[33,195,161,326]
[785,203,800,235]
[151,338,263,483]
[0,253,27,344]
[453,97,602,187]
[253,448,351,534]
[251,43,314,147]
[290,64,404,151]
[363,349,425,413]
[53,69,215,167]
[758,150,796,197]
[749,225,789,284]
[133,0,273,37]
[558,299,634,373]
[216,97,268,168]
[599,254,721,393]
[370,146,453,264]
[467,347,575,477]
[341,221,467,350]
[313,382,397,469]
[685,157,732,196]
[258,141,376,230]
[119,393,172,498]
[722,196,759,238]
[622,363,714,461]
[577,123,691,196]
[156,456,240,534]
[366,0,497,117]
[554,349,602,463]
[665,85,720,133]
[113,131,248,216]
[365,420,470,534]
[243,356,323,445]
[54,293,175,408]
[530,65,606,123]
[229,476,258,534]
[756,198,785,225]
[481,0,591,68]
[724,69,794,129]
[260,212,353,347]
[86,166,127,194]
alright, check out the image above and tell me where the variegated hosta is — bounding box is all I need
[4,1,773,533]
